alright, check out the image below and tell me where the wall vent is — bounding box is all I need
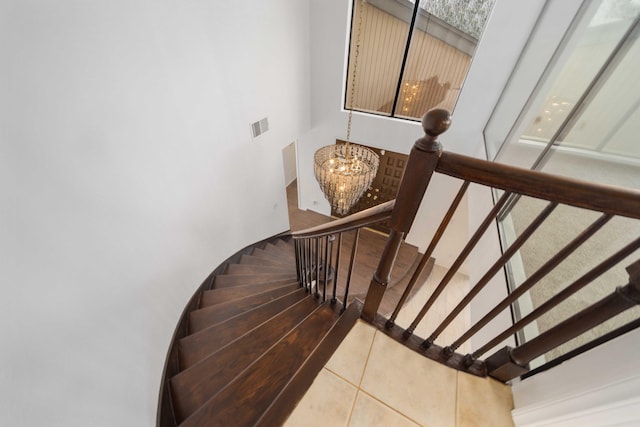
[251,117,269,138]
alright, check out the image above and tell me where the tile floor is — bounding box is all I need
[284,320,514,427]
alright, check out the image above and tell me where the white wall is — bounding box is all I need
[0,1,310,425]
[512,328,640,427]
[282,141,298,186]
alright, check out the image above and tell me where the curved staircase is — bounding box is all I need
[158,236,360,427]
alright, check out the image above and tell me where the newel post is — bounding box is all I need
[361,109,451,322]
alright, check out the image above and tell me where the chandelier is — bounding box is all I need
[314,142,379,216]
[313,0,379,216]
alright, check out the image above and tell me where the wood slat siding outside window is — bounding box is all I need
[345,0,490,120]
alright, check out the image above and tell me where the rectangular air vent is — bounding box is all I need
[250,117,269,138]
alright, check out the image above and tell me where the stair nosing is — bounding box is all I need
[182,288,307,343]
[189,283,301,335]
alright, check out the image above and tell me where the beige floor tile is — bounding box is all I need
[325,320,376,386]
[284,369,357,427]
[456,371,514,427]
[360,331,457,426]
[349,391,421,427]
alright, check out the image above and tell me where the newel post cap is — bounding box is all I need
[422,108,451,137]
[416,108,451,152]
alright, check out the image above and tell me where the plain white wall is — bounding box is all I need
[282,141,298,186]
[511,328,640,426]
[0,0,310,425]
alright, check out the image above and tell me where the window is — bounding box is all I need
[345,0,495,120]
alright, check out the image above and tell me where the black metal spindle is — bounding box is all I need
[315,238,321,297]
[343,228,361,310]
[467,236,640,363]
[434,202,558,355]
[322,236,330,301]
[327,235,335,303]
[486,259,640,382]
[332,233,343,304]
[448,213,613,353]
[387,181,470,328]
[404,190,512,338]
[304,239,311,292]
[295,240,301,283]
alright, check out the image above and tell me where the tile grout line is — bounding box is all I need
[346,325,378,426]
[356,388,424,426]
[454,371,459,427]
[358,325,378,387]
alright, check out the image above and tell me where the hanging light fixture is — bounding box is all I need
[314,0,379,216]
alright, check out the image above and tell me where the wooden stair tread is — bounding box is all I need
[261,242,295,258]
[189,284,301,333]
[274,239,294,251]
[251,245,295,262]
[224,263,295,276]
[238,253,292,269]
[200,279,299,308]
[255,301,362,426]
[213,272,297,288]
[178,289,308,369]
[179,301,341,427]
[250,247,295,265]
[170,295,321,423]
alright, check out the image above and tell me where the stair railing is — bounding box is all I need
[290,199,395,308]
[356,108,640,381]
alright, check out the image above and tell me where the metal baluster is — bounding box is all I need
[343,229,360,311]
[294,240,301,283]
[322,236,329,302]
[404,190,512,338]
[387,181,470,328]
[448,213,612,355]
[315,238,321,297]
[333,233,343,304]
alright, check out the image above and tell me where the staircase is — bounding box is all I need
[158,236,360,427]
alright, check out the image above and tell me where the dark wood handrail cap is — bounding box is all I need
[422,108,451,137]
[414,109,450,152]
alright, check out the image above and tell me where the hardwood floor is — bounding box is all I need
[286,180,433,315]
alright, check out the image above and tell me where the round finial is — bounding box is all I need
[422,108,451,137]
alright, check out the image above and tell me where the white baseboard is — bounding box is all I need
[513,374,640,427]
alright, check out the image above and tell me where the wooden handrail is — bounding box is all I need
[437,151,640,219]
[291,200,395,239]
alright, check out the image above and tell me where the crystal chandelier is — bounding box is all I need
[314,142,379,216]
[313,0,379,216]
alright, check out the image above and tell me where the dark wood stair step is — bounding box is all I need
[213,273,296,288]
[178,288,308,369]
[179,301,341,427]
[224,263,295,276]
[170,295,320,423]
[274,239,294,251]
[189,284,301,333]
[238,253,292,269]
[263,242,295,259]
[256,301,362,427]
[200,279,299,308]
[250,246,295,265]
